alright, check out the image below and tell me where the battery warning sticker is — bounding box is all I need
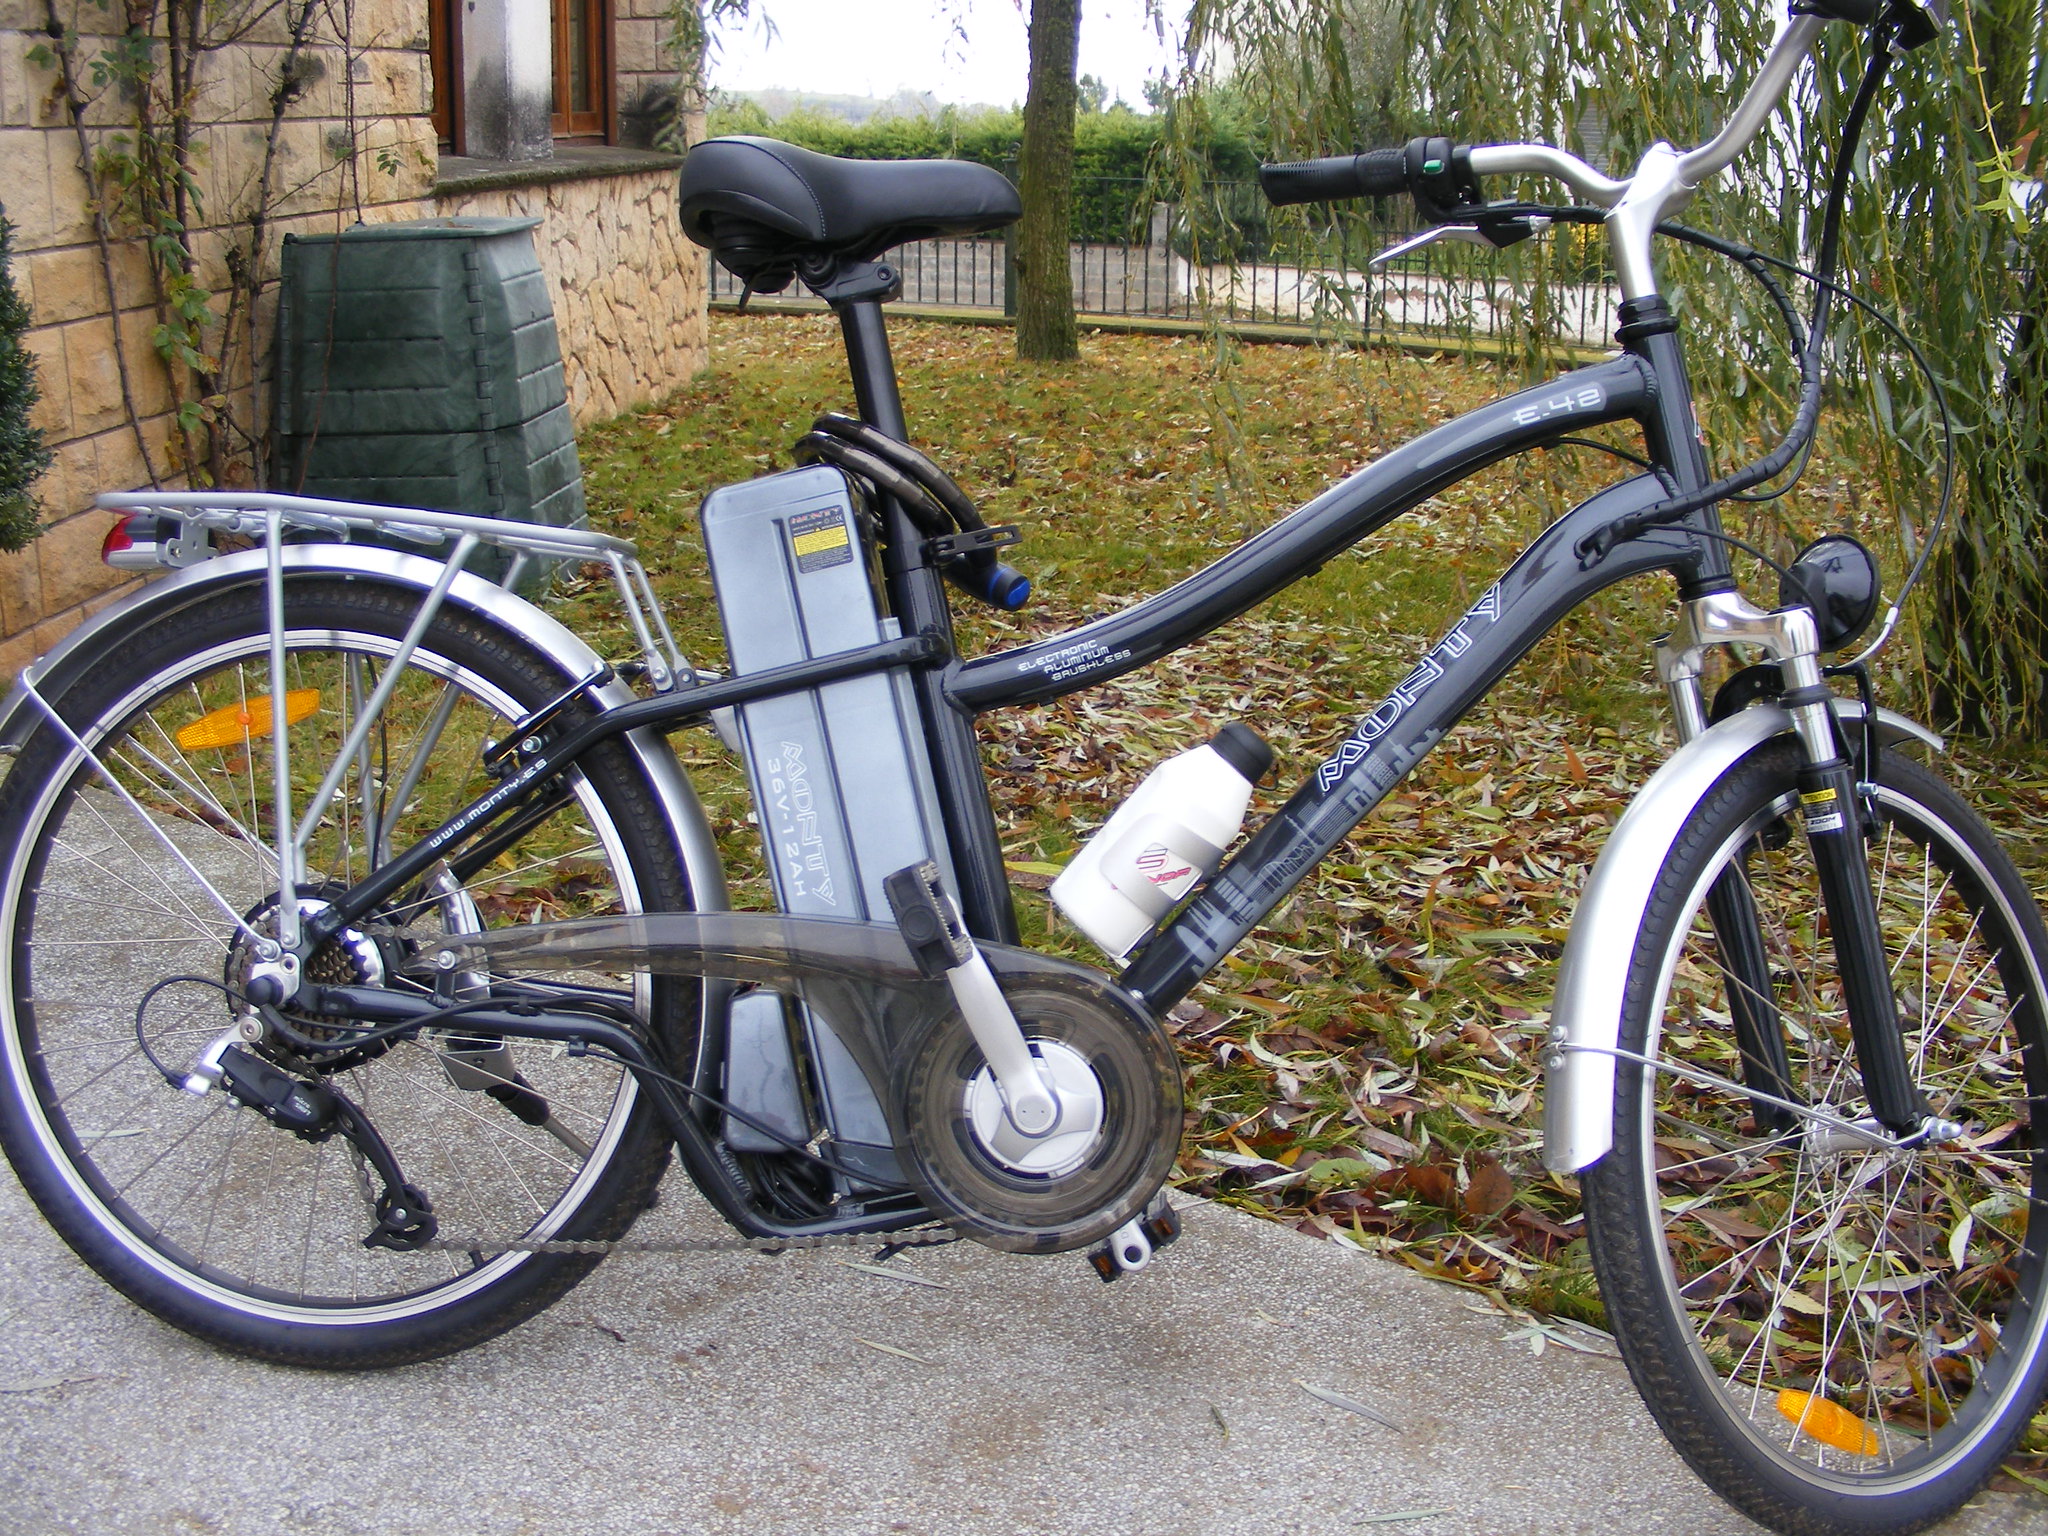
[787,506,854,572]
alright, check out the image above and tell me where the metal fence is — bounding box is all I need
[708,176,1623,350]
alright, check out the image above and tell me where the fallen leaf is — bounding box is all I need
[1390,1162,1457,1209]
[0,1373,114,1393]
[1354,1510,1453,1526]
[833,1259,953,1289]
[1462,1156,1515,1218]
[1297,1379,1401,1430]
[1351,1125,1420,1161]
[854,1337,935,1365]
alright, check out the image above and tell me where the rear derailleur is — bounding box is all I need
[183,1034,436,1252]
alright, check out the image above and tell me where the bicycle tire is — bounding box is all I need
[0,576,698,1368]
[1582,738,2048,1536]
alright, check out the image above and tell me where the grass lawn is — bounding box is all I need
[574,310,2048,1477]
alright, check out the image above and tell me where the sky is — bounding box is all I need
[706,1,1187,111]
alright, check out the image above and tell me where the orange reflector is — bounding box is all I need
[174,689,321,751]
[1776,1389,1880,1455]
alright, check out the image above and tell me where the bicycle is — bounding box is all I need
[0,0,2039,1531]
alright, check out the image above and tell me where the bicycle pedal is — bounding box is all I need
[1084,1195,1181,1283]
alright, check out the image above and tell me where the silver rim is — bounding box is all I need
[1631,779,2047,1490]
[2,626,657,1325]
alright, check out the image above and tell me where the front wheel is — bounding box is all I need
[1583,740,2048,1536]
[0,576,700,1368]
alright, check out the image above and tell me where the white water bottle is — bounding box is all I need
[1051,724,1274,958]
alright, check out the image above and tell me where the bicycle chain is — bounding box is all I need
[421,1224,964,1257]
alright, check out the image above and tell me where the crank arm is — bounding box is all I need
[884,862,1059,1135]
[1086,1194,1183,1283]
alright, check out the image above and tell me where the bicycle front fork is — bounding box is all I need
[1655,591,1930,1138]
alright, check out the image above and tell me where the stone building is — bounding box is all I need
[0,0,707,675]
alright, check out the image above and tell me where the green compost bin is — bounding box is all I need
[273,217,586,585]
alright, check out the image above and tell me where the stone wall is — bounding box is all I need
[614,0,683,146]
[0,0,439,678]
[0,0,707,679]
[436,157,706,426]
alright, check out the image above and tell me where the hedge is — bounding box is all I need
[705,103,1265,244]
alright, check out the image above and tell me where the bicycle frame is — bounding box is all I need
[71,320,1754,1020]
[216,346,1704,973]
[55,0,1936,1229]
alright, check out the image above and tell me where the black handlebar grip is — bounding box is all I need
[1258,148,1408,207]
[1802,0,1880,22]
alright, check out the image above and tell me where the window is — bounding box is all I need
[427,0,461,152]
[425,0,614,156]
[551,0,610,141]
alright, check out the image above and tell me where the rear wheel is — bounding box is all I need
[0,577,698,1368]
[1584,741,2048,1535]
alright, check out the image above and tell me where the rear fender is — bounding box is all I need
[0,543,729,914]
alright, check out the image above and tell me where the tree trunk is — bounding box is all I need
[1015,0,1080,362]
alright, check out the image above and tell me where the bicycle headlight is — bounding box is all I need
[1780,533,1881,652]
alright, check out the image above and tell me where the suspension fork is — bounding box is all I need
[1656,641,1802,1133]
[1656,593,1926,1136]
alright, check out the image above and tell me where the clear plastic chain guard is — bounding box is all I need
[409,913,1184,1252]
[416,912,948,1091]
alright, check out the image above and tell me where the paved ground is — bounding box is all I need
[2,1166,2043,1536]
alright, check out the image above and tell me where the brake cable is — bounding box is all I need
[1575,18,1899,561]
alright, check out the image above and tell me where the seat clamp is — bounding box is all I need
[805,260,905,306]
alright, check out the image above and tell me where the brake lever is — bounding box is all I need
[1370,225,1490,267]
[1369,216,1549,268]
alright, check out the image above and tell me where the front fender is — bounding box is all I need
[0,543,728,913]
[1540,699,1941,1173]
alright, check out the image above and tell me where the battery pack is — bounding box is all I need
[701,465,954,1179]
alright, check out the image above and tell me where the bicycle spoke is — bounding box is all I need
[0,593,684,1346]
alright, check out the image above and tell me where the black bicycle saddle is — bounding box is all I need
[679,136,1020,289]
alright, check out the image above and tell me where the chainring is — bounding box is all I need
[890,973,1182,1255]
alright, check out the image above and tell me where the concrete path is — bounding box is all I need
[2,1167,2043,1536]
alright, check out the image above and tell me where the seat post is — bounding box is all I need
[835,292,910,441]
[825,284,1022,946]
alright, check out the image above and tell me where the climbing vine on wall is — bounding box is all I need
[27,0,416,488]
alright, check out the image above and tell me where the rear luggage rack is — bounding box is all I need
[95,489,689,693]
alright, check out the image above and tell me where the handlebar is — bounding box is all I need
[1254,9,1832,299]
